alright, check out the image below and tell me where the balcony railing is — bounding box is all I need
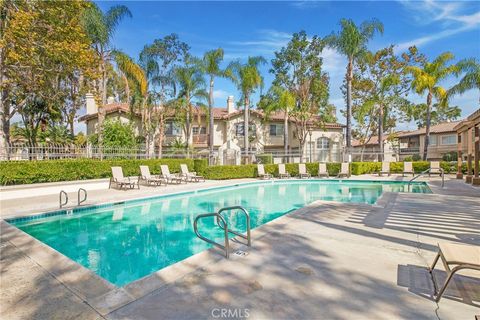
[193,134,208,145]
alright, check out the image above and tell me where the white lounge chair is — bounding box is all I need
[139,165,165,186]
[379,162,391,176]
[257,164,272,179]
[318,163,329,178]
[429,242,480,302]
[298,163,311,179]
[160,165,184,184]
[278,164,290,179]
[337,162,350,178]
[402,161,414,177]
[429,161,443,176]
[109,166,139,190]
[180,164,205,182]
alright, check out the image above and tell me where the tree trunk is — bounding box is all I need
[209,77,214,162]
[346,57,353,154]
[244,96,249,162]
[0,98,10,160]
[157,112,165,158]
[97,60,107,159]
[284,110,288,162]
[186,102,191,158]
[423,92,432,161]
[378,103,384,162]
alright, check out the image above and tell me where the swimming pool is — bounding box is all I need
[9,180,430,286]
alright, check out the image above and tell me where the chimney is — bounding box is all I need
[227,96,235,113]
[85,93,97,115]
[107,96,115,104]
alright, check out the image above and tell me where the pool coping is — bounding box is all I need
[0,180,420,316]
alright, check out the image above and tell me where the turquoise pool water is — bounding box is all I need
[10,180,430,286]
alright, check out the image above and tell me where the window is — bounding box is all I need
[269,124,284,136]
[316,137,330,149]
[235,122,256,137]
[165,121,181,136]
[429,135,437,145]
[193,127,206,135]
[441,135,456,145]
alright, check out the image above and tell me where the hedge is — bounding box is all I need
[0,158,195,185]
[0,159,472,185]
[202,162,341,180]
[350,161,466,175]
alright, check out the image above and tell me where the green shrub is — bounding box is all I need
[0,158,195,185]
[442,151,457,162]
[202,162,341,180]
[193,159,208,175]
[412,154,421,161]
[256,154,273,164]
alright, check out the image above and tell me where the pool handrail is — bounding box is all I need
[216,206,251,247]
[59,190,68,208]
[408,168,444,190]
[194,212,230,258]
[78,188,87,206]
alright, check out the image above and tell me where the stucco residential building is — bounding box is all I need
[396,121,461,160]
[454,108,480,185]
[351,134,400,162]
[79,94,345,163]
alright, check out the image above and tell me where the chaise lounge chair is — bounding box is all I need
[402,161,414,177]
[257,164,272,179]
[429,242,480,302]
[337,162,350,178]
[160,165,184,184]
[379,162,391,176]
[109,166,139,190]
[298,163,311,179]
[429,161,443,177]
[278,163,291,179]
[318,163,329,178]
[180,164,205,182]
[139,165,165,186]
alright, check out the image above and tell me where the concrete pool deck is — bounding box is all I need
[1,175,479,319]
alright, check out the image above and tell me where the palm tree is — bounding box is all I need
[228,56,266,159]
[197,48,229,160]
[82,4,131,149]
[112,51,157,156]
[325,18,383,153]
[406,52,459,160]
[174,61,208,155]
[449,58,480,104]
[259,85,295,157]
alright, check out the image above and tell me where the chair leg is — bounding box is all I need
[434,266,465,302]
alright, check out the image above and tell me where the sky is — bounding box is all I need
[77,0,480,133]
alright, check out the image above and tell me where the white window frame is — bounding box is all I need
[316,137,330,150]
[269,124,284,137]
[440,134,456,145]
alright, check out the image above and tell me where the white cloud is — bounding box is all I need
[396,0,480,50]
[213,89,230,99]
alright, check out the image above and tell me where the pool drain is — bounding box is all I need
[234,250,248,257]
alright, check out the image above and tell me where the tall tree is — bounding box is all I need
[229,56,266,159]
[448,58,480,104]
[325,19,383,155]
[112,51,152,155]
[1,0,97,154]
[405,51,459,160]
[197,48,229,160]
[259,86,295,157]
[270,31,332,161]
[140,34,190,157]
[350,46,411,160]
[82,3,131,150]
[173,59,208,155]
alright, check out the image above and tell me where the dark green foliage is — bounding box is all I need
[350,161,461,175]
[256,154,273,164]
[193,159,208,175]
[442,151,458,161]
[0,158,194,185]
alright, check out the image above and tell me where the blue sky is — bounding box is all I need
[88,0,480,132]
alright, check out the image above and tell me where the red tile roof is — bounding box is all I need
[396,121,461,138]
[79,103,344,128]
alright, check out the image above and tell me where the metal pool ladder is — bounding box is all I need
[193,206,251,258]
[408,168,444,191]
[59,188,88,208]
